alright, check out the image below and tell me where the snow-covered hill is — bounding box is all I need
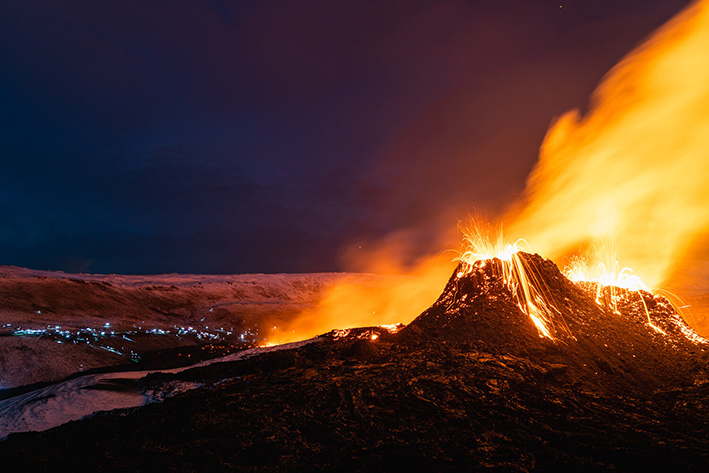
[0,338,319,439]
[0,266,390,388]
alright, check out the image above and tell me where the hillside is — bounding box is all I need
[2,253,709,471]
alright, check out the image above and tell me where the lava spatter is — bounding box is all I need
[404,251,707,393]
[4,252,709,472]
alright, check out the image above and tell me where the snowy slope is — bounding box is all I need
[0,266,391,388]
[0,338,319,439]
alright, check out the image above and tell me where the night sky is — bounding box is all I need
[0,0,691,275]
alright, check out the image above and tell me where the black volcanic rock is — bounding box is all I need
[405,252,708,393]
[1,253,709,472]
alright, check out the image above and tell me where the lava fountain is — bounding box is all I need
[270,0,709,344]
[456,222,569,339]
[506,0,709,291]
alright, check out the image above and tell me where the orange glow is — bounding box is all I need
[564,249,666,333]
[265,235,455,344]
[564,246,649,294]
[267,1,709,346]
[379,324,403,333]
[507,0,709,294]
[458,221,567,339]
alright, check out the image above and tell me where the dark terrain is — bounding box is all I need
[0,267,383,387]
[2,253,709,471]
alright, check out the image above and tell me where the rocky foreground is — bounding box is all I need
[2,253,709,471]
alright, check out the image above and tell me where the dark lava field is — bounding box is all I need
[2,253,709,472]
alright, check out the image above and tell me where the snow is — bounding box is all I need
[0,266,392,387]
[0,371,148,439]
[0,338,320,440]
[0,266,394,437]
[0,265,384,299]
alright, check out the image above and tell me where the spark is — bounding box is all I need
[565,252,665,333]
[457,221,568,340]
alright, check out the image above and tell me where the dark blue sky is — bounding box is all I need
[0,0,690,274]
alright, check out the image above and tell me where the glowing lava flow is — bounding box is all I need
[564,252,666,334]
[267,1,709,346]
[457,224,568,340]
[565,261,648,293]
[455,222,703,341]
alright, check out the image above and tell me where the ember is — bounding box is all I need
[453,220,706,345]
[457,222,567,340]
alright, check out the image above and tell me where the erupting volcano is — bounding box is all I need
[269,0,709,344]
[412,245,707,388]
[4,246,709,471]
[507,0,709,295]
[4,0,709,471]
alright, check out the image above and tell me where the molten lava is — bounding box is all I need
[454,221,701,342]
[456,0,709,338]
[457,223,568,340]
[270,0,709,344]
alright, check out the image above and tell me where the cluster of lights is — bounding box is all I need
[3,322,265,359]
[7,323,240,341]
